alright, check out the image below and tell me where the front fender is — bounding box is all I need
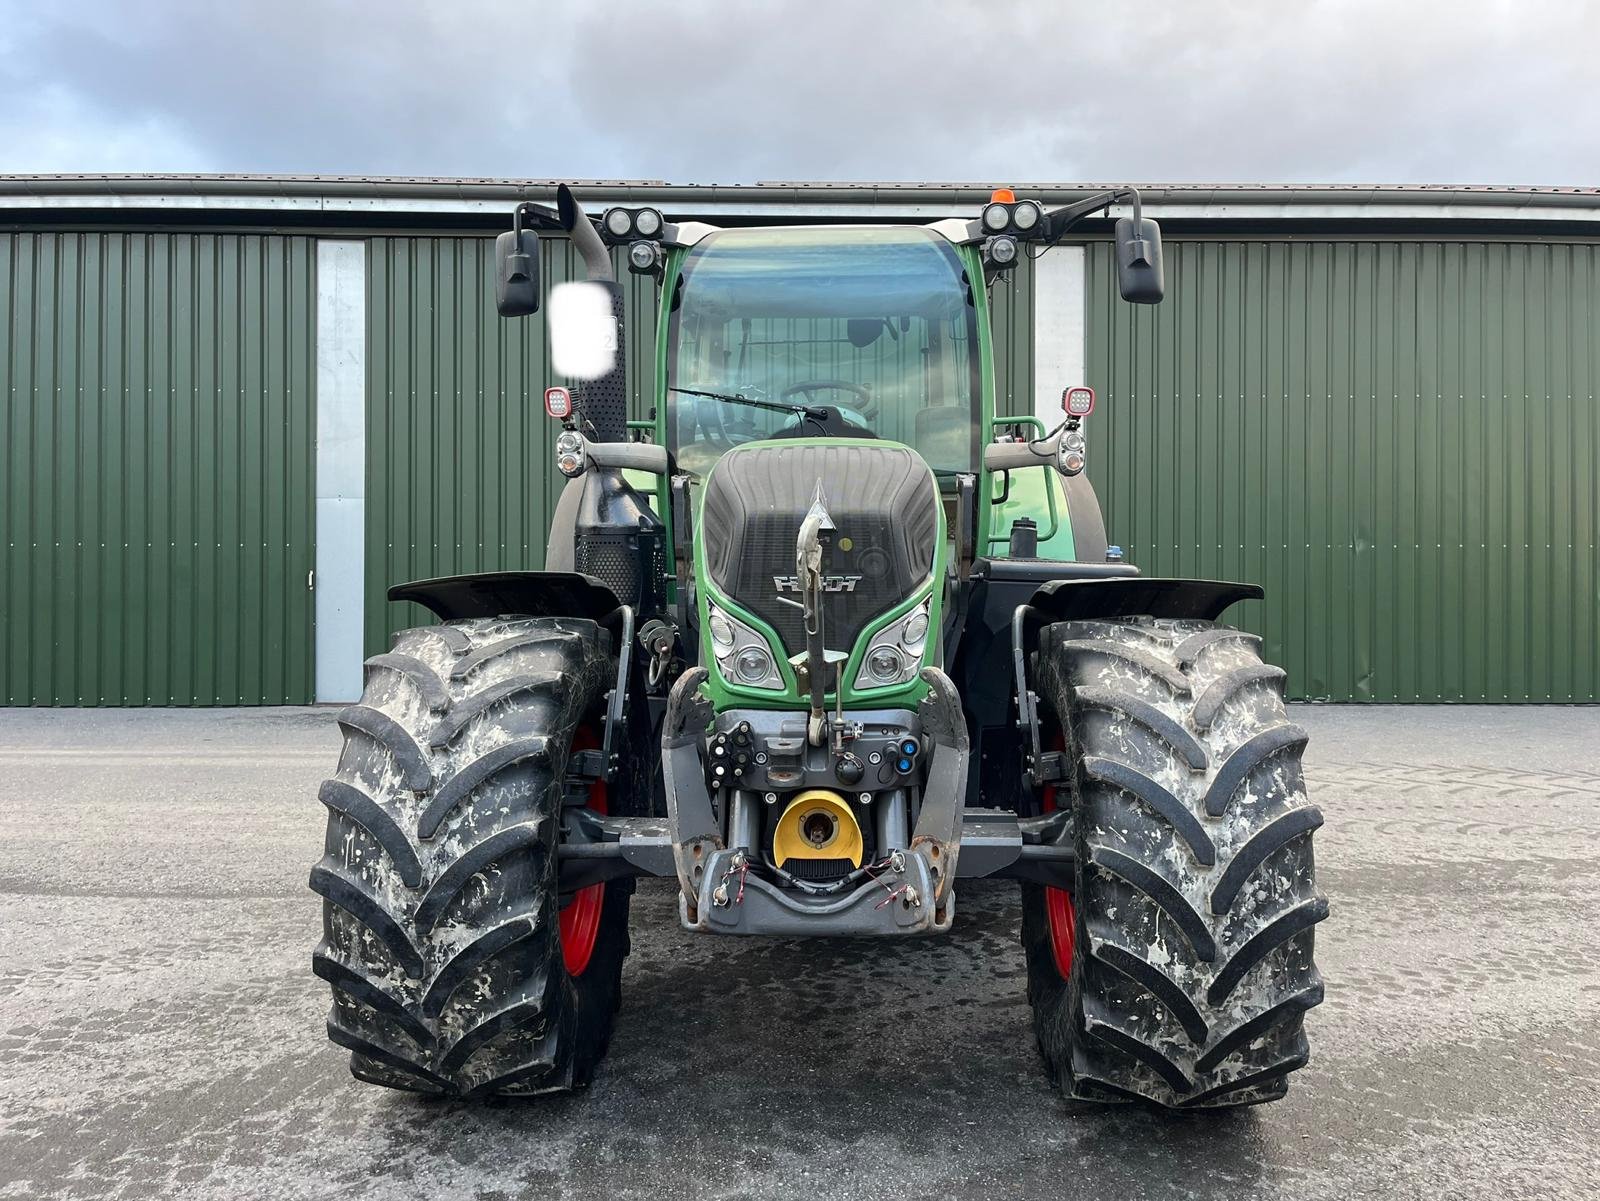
[388,570,622,623]
[1026,576,1262,625]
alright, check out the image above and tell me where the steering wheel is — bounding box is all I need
[781,380,878,420]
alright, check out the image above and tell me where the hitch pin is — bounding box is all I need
[875,884,910,911]
[712,851,750,908]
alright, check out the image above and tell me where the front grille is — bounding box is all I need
[576,529,665,613]
[781,857,855,882]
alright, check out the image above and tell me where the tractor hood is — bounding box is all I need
[697,439,942,703]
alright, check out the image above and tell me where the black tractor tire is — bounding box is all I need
[1021,617,1327,1109]
[310,615,631,1098]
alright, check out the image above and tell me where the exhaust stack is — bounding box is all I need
[553,184,626,443]
[556,184,615,284]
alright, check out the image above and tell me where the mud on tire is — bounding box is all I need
[1022,618,1327,1109]
[310,616,631,1097]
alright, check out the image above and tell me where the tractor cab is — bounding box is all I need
[664,225,980,481]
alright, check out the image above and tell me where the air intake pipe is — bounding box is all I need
[554,184,626,443]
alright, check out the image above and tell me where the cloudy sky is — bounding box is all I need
[1,0,1595,186]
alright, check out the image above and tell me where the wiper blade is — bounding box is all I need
[671,385,828,421]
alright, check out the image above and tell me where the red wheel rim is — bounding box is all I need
[1040,732,1076,979]
[559,726,606,978]
[1043,882,1077,980]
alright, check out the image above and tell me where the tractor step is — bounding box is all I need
[557,814,675,890]
[956,808,1075,885]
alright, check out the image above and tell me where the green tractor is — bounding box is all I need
[311,185,1326,1109]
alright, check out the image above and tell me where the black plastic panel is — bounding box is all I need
[700,442,939,656]
[388,571,622,622]
[1029,577,1263,623]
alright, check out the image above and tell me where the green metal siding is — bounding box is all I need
[1,231,316,705]
[1087,238,1600,702]
[8,215,1593,710]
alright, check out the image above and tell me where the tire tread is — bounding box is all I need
[1023,616,1326,1110]
[311,615,629,1098]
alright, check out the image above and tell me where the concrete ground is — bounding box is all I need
[0,705,1597,1201]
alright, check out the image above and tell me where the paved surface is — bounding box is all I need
[1,704,1597,1200]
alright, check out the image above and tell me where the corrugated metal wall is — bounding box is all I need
[1087,238,1600,702]
[8,224,1594,705]
[1,232,316,705]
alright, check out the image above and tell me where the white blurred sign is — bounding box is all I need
[547,281,618,381]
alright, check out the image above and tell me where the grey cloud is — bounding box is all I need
[0,0,1595,185]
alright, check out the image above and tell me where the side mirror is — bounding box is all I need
[495,207,541,317]
[1114,215,1164,304]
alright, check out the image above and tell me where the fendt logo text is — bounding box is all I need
[773,575,863,593]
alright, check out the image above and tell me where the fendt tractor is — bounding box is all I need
[311,184,1327,1110]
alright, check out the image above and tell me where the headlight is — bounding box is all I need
[1063,385,1096,417]
[1012,200,1042,231]
[628,240,663,275]
[853,597,931,690]
[866,646,904,682]
[735,647,774,683]
[633,207,663,237]
[543,386,573,420]
[706,602,783,691]
[901,609,929,649]
[603,207,633,238]
[555,430,586,478]
[1059,428,1087,474]
[982,202,1011,231]
[984,235,1019,268]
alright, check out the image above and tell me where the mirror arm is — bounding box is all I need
[512,201,559,237]
[1041,186,1144,242]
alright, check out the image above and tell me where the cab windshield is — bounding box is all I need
[666,226,980,479]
